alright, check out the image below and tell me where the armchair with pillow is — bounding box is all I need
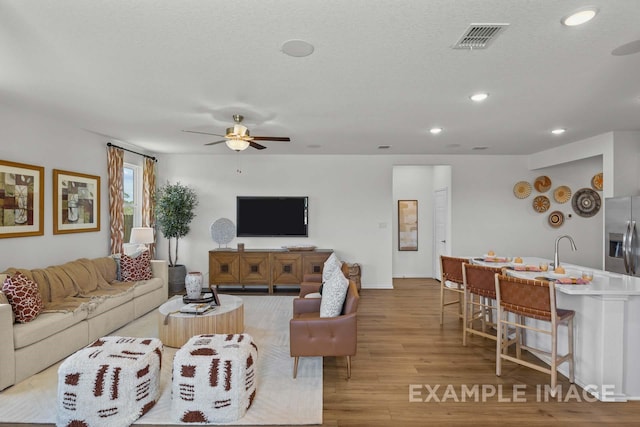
[289,267,360,379]
[300,252,360,298]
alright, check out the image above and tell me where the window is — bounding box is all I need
[123,163,142,243]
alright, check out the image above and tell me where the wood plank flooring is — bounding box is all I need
[322,278,640,426]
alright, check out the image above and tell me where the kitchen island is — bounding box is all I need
[472,256,640,401]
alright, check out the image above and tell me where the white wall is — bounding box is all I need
[0,104,112,268]
[392,166,434,278]
[0,103,153,270]
[157,152,606,287]
[156,154,395,288]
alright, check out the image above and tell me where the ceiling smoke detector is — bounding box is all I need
[452,23,509,50]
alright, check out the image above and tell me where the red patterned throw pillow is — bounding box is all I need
[120,250,153,282]
[2,272,45,323]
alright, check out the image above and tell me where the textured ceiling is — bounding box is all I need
[1,0,639,155]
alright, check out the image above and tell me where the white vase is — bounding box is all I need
[185,272,203,299]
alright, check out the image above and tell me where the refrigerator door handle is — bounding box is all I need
[630,221,637,275]
[623,221,631,274]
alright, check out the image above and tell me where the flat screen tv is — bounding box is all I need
[236,196,308,237]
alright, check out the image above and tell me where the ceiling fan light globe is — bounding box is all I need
[225,138,250,151]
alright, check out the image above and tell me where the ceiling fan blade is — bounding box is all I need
[204,140,227,146]
[182,130,226,137]
[251,136,291,142]
[249,141,267,150]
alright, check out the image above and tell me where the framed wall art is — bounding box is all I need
[0,160,45,238]
[53,169,100,234]
[398,200,418,251]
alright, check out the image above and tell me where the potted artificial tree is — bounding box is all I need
[155,181,199,293]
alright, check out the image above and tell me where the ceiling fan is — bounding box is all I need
[182,114,291,151]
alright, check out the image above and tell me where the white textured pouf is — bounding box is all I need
[57,336,163,427]
[172,333,258,423]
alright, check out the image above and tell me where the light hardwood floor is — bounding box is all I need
[322,278,640,426]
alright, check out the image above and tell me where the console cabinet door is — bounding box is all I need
[302,252,332,276]
[209,252,240,284]
[271,253,303,284]
[239,252,270,284]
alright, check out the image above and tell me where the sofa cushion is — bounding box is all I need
[2,272,45,323]
[132,277,163,298]
[322,253,342,283]
[121,251,153,281]
[319,269,349,318]
[13,309,88,349]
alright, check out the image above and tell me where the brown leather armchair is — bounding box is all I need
[289,281,359,379]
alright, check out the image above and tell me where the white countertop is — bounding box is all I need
[470,256,640,297]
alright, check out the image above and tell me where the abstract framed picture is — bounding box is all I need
[0,160,45,238]
[53,169,100,234]
[398,200,418,251]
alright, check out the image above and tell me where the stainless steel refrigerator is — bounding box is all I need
[605,196,640,276]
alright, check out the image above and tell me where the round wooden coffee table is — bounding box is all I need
[158,294,244,347]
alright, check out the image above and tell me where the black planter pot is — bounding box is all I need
[168,264,187,294]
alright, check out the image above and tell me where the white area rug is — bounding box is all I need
[0,295,322,425]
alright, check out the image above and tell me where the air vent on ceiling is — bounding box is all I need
[378,145,392,150]
[452,23,509,50]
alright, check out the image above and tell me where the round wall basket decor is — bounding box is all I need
[534,175,552,193]
[533,195,551,213]
[591,172,603,191]
[513,181,532,199]
[210,218,236,246]
[572,188,601,218]
[553,186,572,204]
[548,211,565,228]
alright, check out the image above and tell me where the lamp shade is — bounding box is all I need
[130,227,154,244]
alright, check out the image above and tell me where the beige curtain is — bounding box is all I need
[143,157,156,259]
[107,146,124,254]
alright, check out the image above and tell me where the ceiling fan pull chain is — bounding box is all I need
[236,152,242,174]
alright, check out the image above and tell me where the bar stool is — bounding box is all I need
[461,263,503,346]
[439,256,469,325]
[494,274,575,393]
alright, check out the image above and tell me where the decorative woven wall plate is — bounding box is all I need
[532,195,550,213]
[548,211,564,228]
[210,218,236,246]
[572,188,601,217]
[591,172,603,191]
[534,176,552,192]
[553,186,572,203]
[513,181,532,199]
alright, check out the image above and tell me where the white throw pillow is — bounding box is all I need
[319,269,349,318]
[304,292,322,299]
[322,253,342,283]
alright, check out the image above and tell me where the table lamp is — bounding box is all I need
[130,227,154,252]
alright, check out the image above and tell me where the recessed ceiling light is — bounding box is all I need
[281,39,315,57]
[562,8,598,26]
[470,93,489,102]
[551,128,566,135]
[430,127,443,134]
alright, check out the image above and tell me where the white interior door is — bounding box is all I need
[433,188,449,279]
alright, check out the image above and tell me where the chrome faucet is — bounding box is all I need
[554,235,577,268]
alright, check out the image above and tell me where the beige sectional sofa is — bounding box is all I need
[0,256,168,390]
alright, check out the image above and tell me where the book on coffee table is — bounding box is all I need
[180,303,215,314]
